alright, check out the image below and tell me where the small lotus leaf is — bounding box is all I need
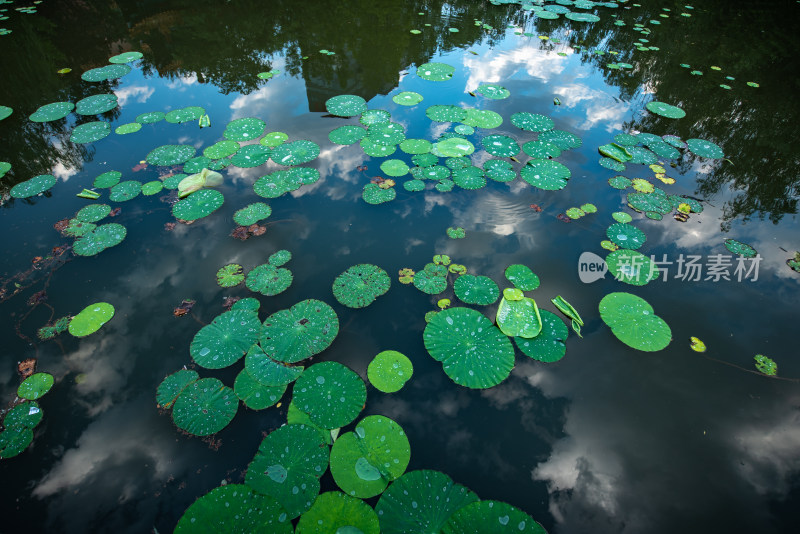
[246,263,293,296]
[165,106,205,124]
[156,369,199,409]
[109,180,142,202]
[68,302,114,337]
[367,350,413,393]
[204,140,240,159]
[520,160,571,190]
[510,112,554,132]
[400,138,432,155]
[93,170,121,188]
[496,295,542,338]
[461,109,503,129]
[360,109,391,126]
[17,373,54,400]
[326,95,368,117]
[108,51,142,64]
[380,159,410,177]
[332,264,391,309]
[146,144,195,166]
[141,181,163,195]
[81,64,130,82]
[259,299,339,364]
[73,223,127,256]
[607,223,646,250]
[484,159,516,182]
[646,101,686,118]
[453,275,499,305]
[29,101,74,122]
[522,140,561,159]
[293,362,366,429]
[393,91,423,106]
[426,105,467,123]
[446,226,465,239]
[476,84,510,99]
[452,166,486,190]
[70,121,111,143]
[362,183,396,205]
[505,264,540,291]
[216,264,245,287]
[417,62,455,81]
[329,125,367,145]
[724,238,757,258]
[481,135,520,158]
[190,310,261,369]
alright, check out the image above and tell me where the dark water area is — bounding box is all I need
[1,0,799,532]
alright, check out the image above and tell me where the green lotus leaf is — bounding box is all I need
[476,83,510,99]
[687,138,724,159]
[326,95,368,117]
[223,117,266,141]
[271,140,320,166]
[203,140,240,159]
[108,51,142,64]
[174,484,291,534]
[0,105,12,121]
[646,101,686,119]
[75,94,118,115]
[9,174,57,198]
[598,143,632,163]
[452,166,486,190]
[514,310,569,363]
[234,369,286,410]
[403,179,425,192]
[93,170,121,188]
[332,264,391,309]
[414,165,450,181]
[3,401,43,429]
[109,180,142,202]
[598,292,672,351]
[329,125,367,145]
[295,491,380,534]
[504,264,540,291]
[484,159,516,182]
[146,144,196,166]
[413,267,448,295]
[426,105,467,123]
[254,169,303,199]
[245,344,304,386]
[259,299,339,364]
[29,101,74,122]
[286,402,334,445]
[417,62,455,81]
[232,297,260,312]
[329,415,410,499]
[63,220,98,238]
[268,249,292,267]
[461,109,503,129]
[135,111,165,124]
[522,140,562,159]
[360,109,391,126]
[503,288,524,301]
[216,264,245,288]
[367,350,413,393]
[614,133,638,146]
[540,131,582,152]
[172,189,224,221]
[246,263,293,296]
[392,91,424,106]
[257,132,287,149]
[423,307,514,389]
[0,162,10,178]
[565,11,601,22]
[361,137,397,157]
[190,310,261,369]
[399,138,432,155]
[17,372,54,400]
[607,223,646,250]
[293,362,366,429]
[520,159,571,190]
[68,302,114,337]
[73,223,127,256]
[724,238,757,258]
[496,295,542,338]
[453,275,499,305]
[70,121,111,143]
[441,500,546,534]
[446,226,465,239]
[754,354,777,376]
[362,183,396,205]
[380,159,410,177]
[605,249,660,286]
[230,144,271,168]
[455,124,474,135]
[141,180,163,195]
[510,112,554,132]
[156,369,199,409]
[0,427,33,459]
[627,188,673,215]
[165,106,205,124]
[81,64,130,82]
[627,146,659,165]
[367,122,406,146]
[608,176,631,190]
[172,377,238,436]
[481,135,520,158]
[612,211,633,223]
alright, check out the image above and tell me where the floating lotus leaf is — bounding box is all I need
[687,138,724,158]
[565,11,601,21]
[261,132,289,148]
[135,111,165,124]
[627,146,659,165]
[380,159,410,177]
[203,140,240,159]
[172,189,224,221]
[271,140,319,166]
[330,415,410,498]
[254,169,304,198]
[0,162,9,178]
[171,377,238,436]
[17,372,54,400]
[426,105,467,123]
[399,139,432,155]
[156,369,199,409]
[520,159,570,190]
[434,137,474,158]
[73,223,127,256]
[75,94,118,115]
[545,3,571,13]
[496,294,542,338]
[481,135,520,158]
[269,249,292,267]
[515,310,568,362]
[754,354,777,376]
[29,101,74,122]
[690,336,706,353]
[286,402,334,446]
[362,183,396,205]
[403,179,425,192]
[631,178,654,193]
[326,95,368,117]
[163,174,186,189]
[3,401,43,429]
[108,51,142,64]
[147,144,195,166]
[510,112,554,132]
[599,292,672,351]
[67,302,114,339]
[245,263,293,296]
[231,298,260,312]
[245,344,304,387]
[607,175,631,190]
[612,211,633,223]
[607,223,646,250]
[648,142,680,159]
[505,264,540,291]
[627,189,673,215]
[522,140,561,159]
[174,484,292,534]
[109,180,142,202]
[190,310,261,369]
[393,91,424,106]
[329,125,367,145]
[476,83,510,99]
[0,427,33,459]
[423,307,514,389]
[442,500,546,534]
[413,267,448,295]
[367,350,413,393]
[417,62,455,81]
[724,238,757,258]
[461,109,503,129]
[75,204,111,223]
[537,10,560,19]
[446,226,465,239]
[565,207,585,219]
[230,144,271,168]
[605,249,659,286]
[453,275,499,305]
[81,64,130,82]
[70,121,111,143]
[293,362,366,429]
[223,117,266,141]
[113,122,141,135]
[360,109,391,127]
[234,369,285,410]
[614,133,638,146]
[0,106,12,120]
[296,491,380,534]
[216,264,245,287]
[9,174,56,198]
[455,124,474,136]
[414,165,450,181]
[484,159,516,182]
[259,299,339,364]
[165,106,205,124]
[332,264,391,309]
[452,166,486,190]
[598,143,632,163]
[539,129,582,150]
[646,101,686,119]
[367,122,406,146]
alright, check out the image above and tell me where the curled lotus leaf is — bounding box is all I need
[171,378,238,436]
[259,299,339,364]
[496,294,542,338]
[332,264,391,309]
[598,143,632,163]
[190,310,261,369]
[178,168,223,198]
[292,361,366,429]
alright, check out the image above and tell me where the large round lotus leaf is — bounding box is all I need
[482,135,520,158]
[156,369,199,409]
[565,11,601,21]
[417,62,455,81]
[724,238,757,258]
[599,292,672,351]
[476,84,510,99]
[172,189,224,221]
[510,112,554,132]
[69,121,111,143]
[245,344,304,386]
[426,105,467,123]
[3,401,43,429]
[360,109,391,126]
[296,491,380,534]
[326,95,368,117]
[233,202,271,226]
[434,137,474,158]
[293,362,366,429]
[461,109,503,129]
[72,223,127,256]
[203,140,240,159]
[93,170,121,188]
[484,159,516,182]
[245,424,330,518]
[520,159,570,190]
[135,111,165,124]
[216,264,245,288]
[9,174,56,198]
[68,302,114,337]
[539,129,582,150]
[496,295,542,338]
[453,275,499,305]
[645,101,686,119]
[230,144,271,168]
[108,51,143,64]
[380,159,410,177]
[392,91,423,106]
[223,117,266,141]
[505,264,540,291]
[29,101,74,122]
[234,369,285,410]
[17,372,54,400]
[165,106,205,124]
[0,427,33,459]
[175,484,293,534]
[190,310,261,369]
[271,140,320,166]
[367,350,413,393]
[172,377,238,436]
[109,180,142,202]
[330,415,410,499]
[259,299,339,364]
[81,63,130,82]
[687,138,724,158]
[514,310,568,362]
[360,137,397,157]
[332,264,391,309]
[367,122,406,146]
[362,183,396,205]
[413,267,448,295]
[441,500,546,534]
[452,166,486,190]
[329,125,367,145]
[607,223,646,250]
[245,264,293,296]
[423,307,515,389]
[375,470,479,534]
[75,94,118,115]
[605,249,660,286]
[146,144,195,166]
